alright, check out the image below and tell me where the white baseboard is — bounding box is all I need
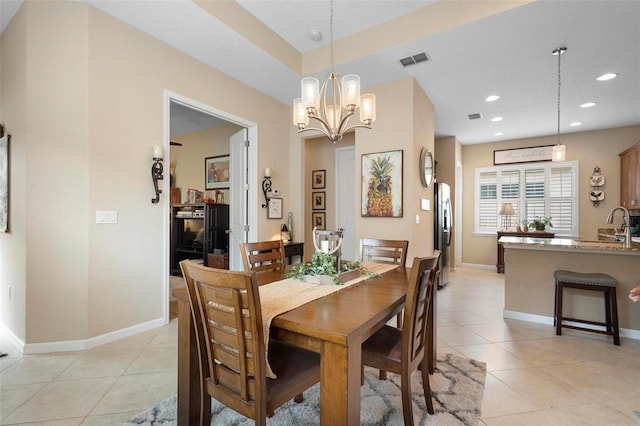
[1,318,166,355]
[503,310,640,341]
[460,263,496,271]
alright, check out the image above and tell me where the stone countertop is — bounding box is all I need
[499,236,640,255]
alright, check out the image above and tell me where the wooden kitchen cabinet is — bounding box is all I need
[620,142,640,208]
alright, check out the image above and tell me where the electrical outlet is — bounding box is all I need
[415,214,420,224]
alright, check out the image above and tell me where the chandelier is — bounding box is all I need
[292,1,376,143]
[552,46,567,162]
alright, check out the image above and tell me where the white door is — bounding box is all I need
[229,128,248,270]
[336,147,356,260]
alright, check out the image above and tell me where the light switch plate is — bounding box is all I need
[421,199,430,211]
[96,211,118,224]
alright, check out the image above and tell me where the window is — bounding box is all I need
[475,161,578,236]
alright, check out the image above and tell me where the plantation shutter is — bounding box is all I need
[525,168,545,222]
[475,161,578,236]
[549,166,573,232]
[478,171,497,230]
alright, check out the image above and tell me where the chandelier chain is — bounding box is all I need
[330,0,335,73]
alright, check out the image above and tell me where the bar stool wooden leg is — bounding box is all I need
[610,287,620,345]
[555,282,564,336]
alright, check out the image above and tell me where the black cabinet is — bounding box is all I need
[171,203,229,275]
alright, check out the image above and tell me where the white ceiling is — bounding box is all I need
[3,0,639,143]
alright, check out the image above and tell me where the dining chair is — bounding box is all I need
[360,238,409,334]
[359,238,409,266]
[360,251,441,425]
[240,239,286,273]
[180,260,320,426]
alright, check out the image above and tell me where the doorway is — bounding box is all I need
[164,91,258,321]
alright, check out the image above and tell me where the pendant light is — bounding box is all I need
[552,47,567,162]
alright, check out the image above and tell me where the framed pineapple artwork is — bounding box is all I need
[361,149,403,217]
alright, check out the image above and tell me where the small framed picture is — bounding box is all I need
[312,212,326,230]
[312,191,325,210]
[205,155,230,190]
[312,169,326,189]
[267,197,283,219]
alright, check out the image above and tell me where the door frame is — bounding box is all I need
[163,90,258,322]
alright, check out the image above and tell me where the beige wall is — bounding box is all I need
[354,78,435,264]
[171,123,242,203]
[461,125,640,268]
[1,1,291,347]
[0,2,28,342]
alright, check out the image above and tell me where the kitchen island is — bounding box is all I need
[500,237,640,339]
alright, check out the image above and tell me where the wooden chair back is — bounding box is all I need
[403,251,441,372]
[360,238,409,266]
[181,260,267,423]
[240,240,286,273]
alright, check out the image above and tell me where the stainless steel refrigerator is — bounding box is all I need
[434,181,452,289]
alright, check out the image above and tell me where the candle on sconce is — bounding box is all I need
[320,240,329,253]
[264,168,271,178]
[153,145,163,159]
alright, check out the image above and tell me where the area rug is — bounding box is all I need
[122,353,486,426]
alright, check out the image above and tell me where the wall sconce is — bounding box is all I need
[261,167,272,208]
[151,145,164,204]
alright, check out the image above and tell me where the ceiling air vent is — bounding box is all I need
[399,52,429,67]
[467,113,483,120]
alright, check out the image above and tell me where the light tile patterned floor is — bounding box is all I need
[1,267,639,425]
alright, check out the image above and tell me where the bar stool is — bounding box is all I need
[554,270,620,345]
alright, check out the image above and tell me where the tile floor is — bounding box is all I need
[1,267,640,425]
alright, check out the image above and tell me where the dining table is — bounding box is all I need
[172,263,437,425]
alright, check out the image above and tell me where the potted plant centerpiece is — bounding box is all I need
[286,251,363,285]
[529,216,553,232]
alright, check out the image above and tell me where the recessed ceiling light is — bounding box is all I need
[494,132,504,136]
[485,95,500,102]
[491,117,503,122]
[569,122,582,127]
[580,102,597,108]
[596,73,617,81]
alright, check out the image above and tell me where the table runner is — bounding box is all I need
[259,262,399,378]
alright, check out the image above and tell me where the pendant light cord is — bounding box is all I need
[557,48,561,145]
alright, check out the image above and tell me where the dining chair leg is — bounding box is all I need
[420,359,435,414]
[379,370,388,380]
[401,370,415,426]
[294,393,304,403]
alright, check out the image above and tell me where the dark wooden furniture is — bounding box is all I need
[497,231,554,273]
[240,240,286,273]
[179,261,320,426]
[283,241,303,264]
[170,203,229,274]
[359,238,410,377]
[173,264,435,426]
[554,270,620,346]
[361,253,440,425]
[359,238,409,266]
[620,142,640,208]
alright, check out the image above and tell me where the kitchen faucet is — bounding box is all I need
[606,206,632,248]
